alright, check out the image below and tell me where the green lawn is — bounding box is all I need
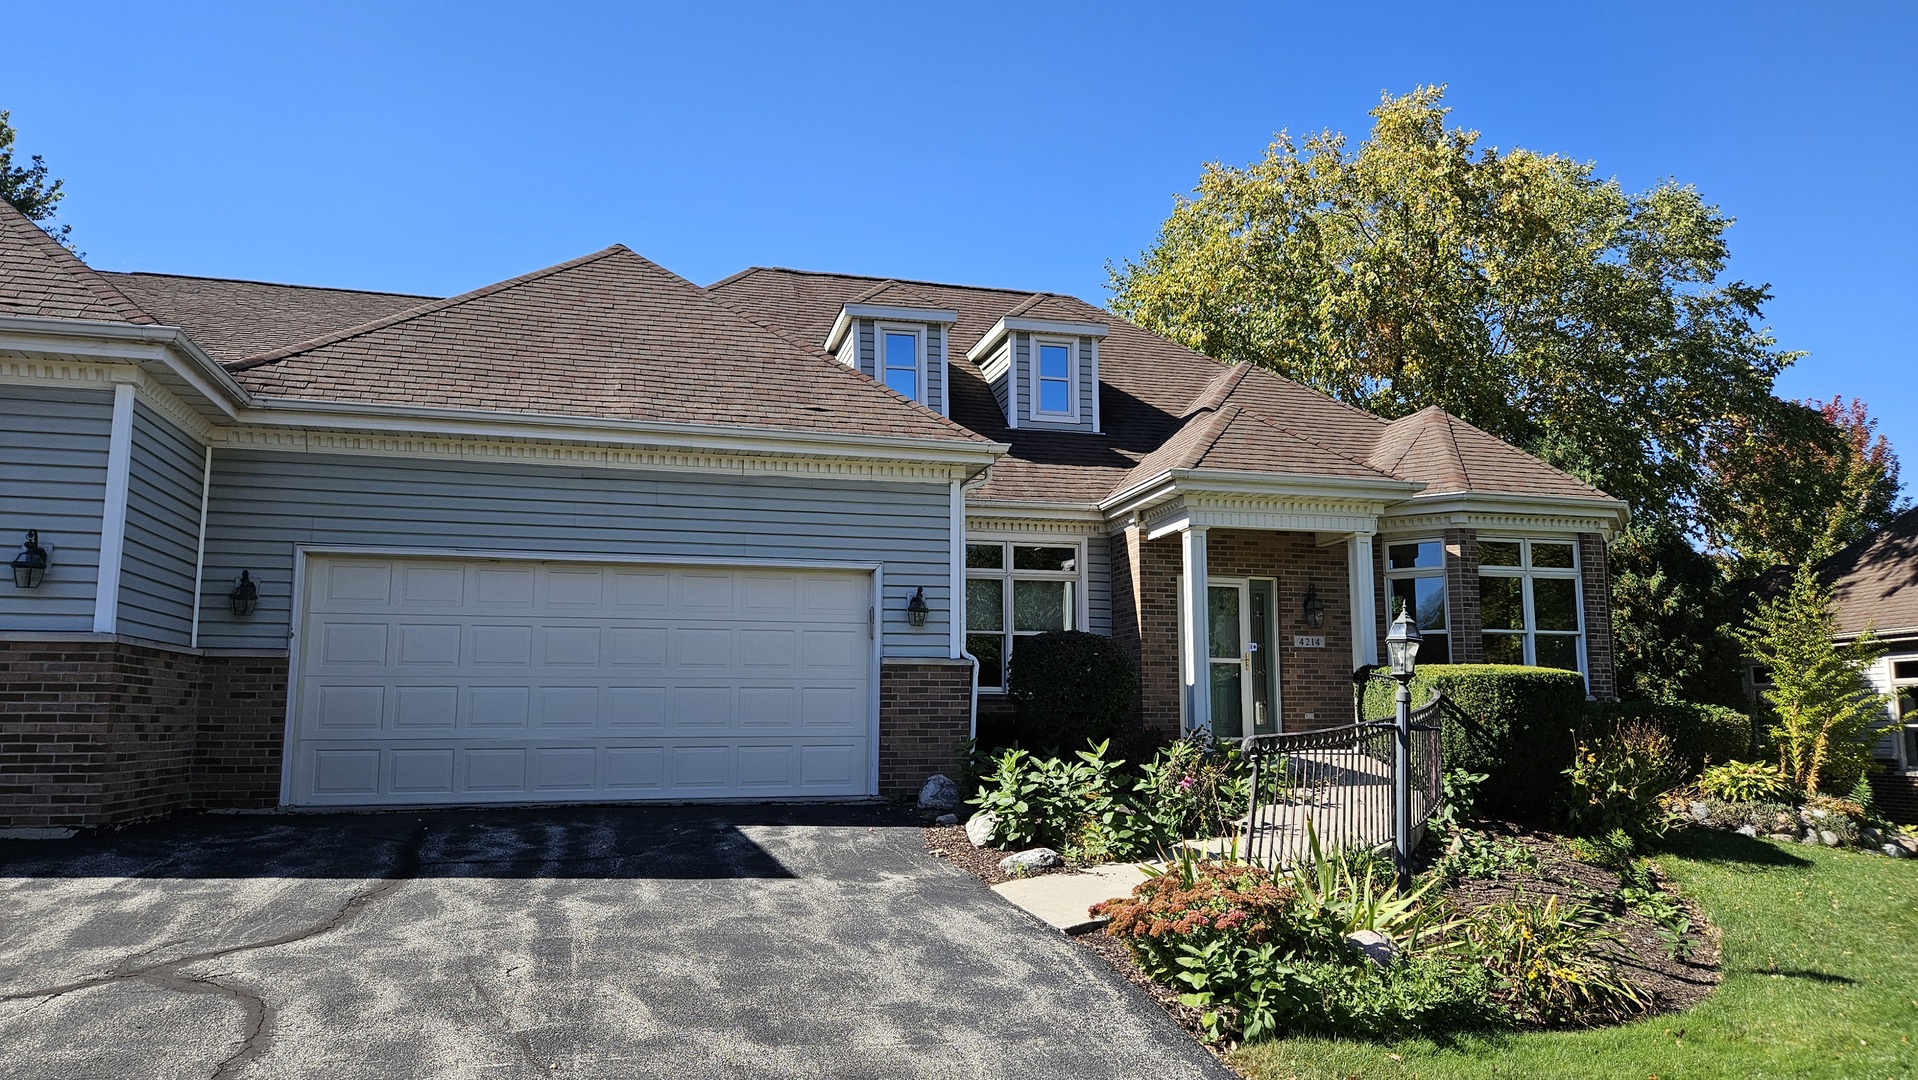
[1231,830,1918,1080]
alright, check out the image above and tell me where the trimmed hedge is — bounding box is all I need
[1005,630,1139,750]
[1363,664,1588,821]
[1583,699,1754,778]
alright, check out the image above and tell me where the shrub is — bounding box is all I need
[1364,664,1588,820]
[1564,720,1682,842]
[1586,699,1754,776]
[1698,759,1793,803]
[1138,734,1251,842]
[968,742,1156,859]
[1005,630,1138,749]
[1446,893,1650,1026]
[1566,828,1637,870]
[1094,858,1324,985]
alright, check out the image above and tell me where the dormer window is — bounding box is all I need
[1035,339,1076,419]
[881,325,923,400]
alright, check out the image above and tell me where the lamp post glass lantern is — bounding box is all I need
[11,531,50,590]
[1384,600,1422,892]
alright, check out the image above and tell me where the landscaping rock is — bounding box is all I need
[934,813,958,826]
[1897,837,1918,857]
[1767,833,1798,843]
[1688,800,1712,822]
[1346,929,1399,968]
[1798,832,1822,844]
[917,774,962,812]
[1735,825,1758,838]
[1862,827,1882,845]
[998,848,1064,875]
[965,811,1000,848]
[1882,843,1909,859]
[1819,830,1841,847]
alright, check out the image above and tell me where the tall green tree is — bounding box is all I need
[1736,562,1890,794]
[1108,86,1797,532]
[0,109,75,251]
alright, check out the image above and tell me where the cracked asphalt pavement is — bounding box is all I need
[0,804,1232,1079]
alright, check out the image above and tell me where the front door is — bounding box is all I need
[1205,579,1280,740]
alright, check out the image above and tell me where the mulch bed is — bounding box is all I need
[924,818,1723,1050]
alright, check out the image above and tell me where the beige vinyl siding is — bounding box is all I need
[0,385,110,631]
[117,401,204,645]
[197,451,955,657]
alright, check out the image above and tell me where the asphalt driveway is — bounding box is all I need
[0,804,1231,1080]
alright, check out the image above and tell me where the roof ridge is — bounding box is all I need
[102,268,437,300]
[230,246,629,370]
[1438,408,1610,497]
[1,198,156,325]
[849,279,901,304]
[1373,406,1446,476]
[1000,293,1051,319]
[717,265,1051,301]
[1239,408,1403,479]
[1439,412,1473,490]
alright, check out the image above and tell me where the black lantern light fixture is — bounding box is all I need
[228,570,259,617]
[905,586,930,628]
[10,531,50,590]
[1301,583,1326,628]
[1385,601,1423,680]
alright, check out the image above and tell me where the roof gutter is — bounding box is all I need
[0,315,254,419]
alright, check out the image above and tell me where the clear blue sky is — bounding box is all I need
[9,2,1914,486]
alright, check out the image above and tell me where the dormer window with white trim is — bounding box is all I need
[881,324,923,400]
[1035,338,1077,420]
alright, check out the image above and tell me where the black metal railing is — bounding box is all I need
[1237,694,1444,869]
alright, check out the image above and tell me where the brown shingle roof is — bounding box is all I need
[1817,508,1918,639]
[229,246,987,444]
[103,271,432,362]
[1368,406,1611,501]
[0,199,153,325]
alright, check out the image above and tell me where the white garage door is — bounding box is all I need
[288,555,874,806]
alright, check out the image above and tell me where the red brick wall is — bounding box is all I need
[878,659,973,795]
[196,654,290,809]
[0,640,199,829]
[1579,533,1617,700]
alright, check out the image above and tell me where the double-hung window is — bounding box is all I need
[964,541,1080,689]
[1479,538,1583,672]
[880,325,922,401]
[1892,659,1918,772]
[1034,338,1076,419]
[1384,539,1450,663]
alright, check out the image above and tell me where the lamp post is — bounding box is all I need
[1384,602,1423,893]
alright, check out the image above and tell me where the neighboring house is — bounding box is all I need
[1759,509,1918,821]
[0,201,1627,828]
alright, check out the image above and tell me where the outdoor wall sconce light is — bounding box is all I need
[229,570,259,617]
[906,586,930,627]
[1301,583,1326,628]
[11,531,50,589]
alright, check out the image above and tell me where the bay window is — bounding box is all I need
[1479,538,1583,672]
[965,540,1081,689]
[1384,538,1451,664]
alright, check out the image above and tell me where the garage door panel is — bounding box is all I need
[292,557,874,804]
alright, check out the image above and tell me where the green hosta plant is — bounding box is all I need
[1698,759,1794,803]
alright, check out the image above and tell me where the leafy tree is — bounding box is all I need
[1736,562,1890,795]
[1703,395,1906,579]
[1108,85,1797,533]
[0,109,74,251]
[1608,521,1746,706]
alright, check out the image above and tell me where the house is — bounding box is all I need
[0,200,1627,828]
[1765,509,1918,821]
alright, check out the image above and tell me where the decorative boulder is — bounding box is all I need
[1346,929,1400,968]
[1767,833,1798,843]
[934,813,958,826]
[1735,825,1759,838]
[1883,843,1909,859]
[1688,801,1713,822]
[1819,830,1841,847]
[998,848,1064,875]
[965,811,1000,848]
[918,774,962,812]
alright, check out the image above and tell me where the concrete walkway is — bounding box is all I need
[990,862,1154,934]
[0,805,1233,1080]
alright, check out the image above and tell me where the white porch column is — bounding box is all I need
[92,382,135,634]
[1348,531,1378,670]
[1180,525,1211,733]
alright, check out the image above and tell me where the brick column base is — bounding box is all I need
[878,658,974,796]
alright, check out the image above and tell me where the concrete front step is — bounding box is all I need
[989,862,1154,934]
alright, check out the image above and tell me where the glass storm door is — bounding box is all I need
[1207,582,1254,739]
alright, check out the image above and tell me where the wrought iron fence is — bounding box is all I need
[1237,694,1444,869]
